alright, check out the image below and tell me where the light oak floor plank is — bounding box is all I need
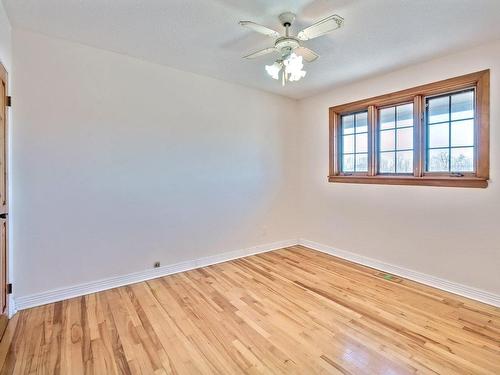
[1,246,499,374]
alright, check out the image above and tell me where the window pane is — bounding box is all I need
[397,104,413,128]
[342,115,355,134]
[342,154,354,172]
[342,134,354,153]
[379,152,395,173]
[355,153,368,172]
[451,119,474,147]
[396,151,413,173]
[428,123,449,148]
[396,127,413,150]
[428,96,449,124]
[340,111,369,174]
[380,129,395,151]
[425,89,477,174]
[380,107,395,130]
[356,133,368,153]
[451,91,474,121]
[355,112,368,133]
[451,147,474,172]
[378,104,414,174]
[428,148,449,172]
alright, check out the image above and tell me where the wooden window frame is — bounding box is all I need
[329,70,489,188]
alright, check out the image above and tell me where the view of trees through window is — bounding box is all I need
[426,90,475,173]
[341,111,368,172]
[378,103,414,174]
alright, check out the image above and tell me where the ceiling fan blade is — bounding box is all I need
[295,46,320,62]
[297,14,344,41]
[239,21,281,38]
[243,47,278,59]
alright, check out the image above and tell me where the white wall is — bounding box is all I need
[10,26,500,302]
[0,1,13,316]
[0,1,10,71]
[298,40,500,295]
[12,29,298,298]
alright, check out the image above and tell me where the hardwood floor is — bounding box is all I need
[1,246,499,374]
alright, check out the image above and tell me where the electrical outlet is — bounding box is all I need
[154,261,161,268]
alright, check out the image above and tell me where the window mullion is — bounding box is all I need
[368,105,377,176]
[414,95,424,177]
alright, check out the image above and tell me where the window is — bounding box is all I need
[341,111,368,172]
[426,90,475,173]
[378,103,414,174]
[329,70,489,188]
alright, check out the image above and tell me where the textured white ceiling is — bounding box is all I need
[3,0,500,99]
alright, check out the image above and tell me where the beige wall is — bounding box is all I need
[298,40,500,295]
[12,29,299,297]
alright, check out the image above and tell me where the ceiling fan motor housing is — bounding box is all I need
[275,37,300,55]
[276,12,300,56]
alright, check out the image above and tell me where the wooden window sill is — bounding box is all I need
[328,175,488,188]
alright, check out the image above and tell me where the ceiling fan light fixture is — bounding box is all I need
[289,69,307,82]
[284,53,306,82]
[265,61,282,80]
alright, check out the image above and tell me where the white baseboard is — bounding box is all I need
[299,239,500,308]
[14,238,500,311]
[8,295,16,318]
[14,239,298,311]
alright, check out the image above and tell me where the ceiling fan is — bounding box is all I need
[239,12,344,86]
